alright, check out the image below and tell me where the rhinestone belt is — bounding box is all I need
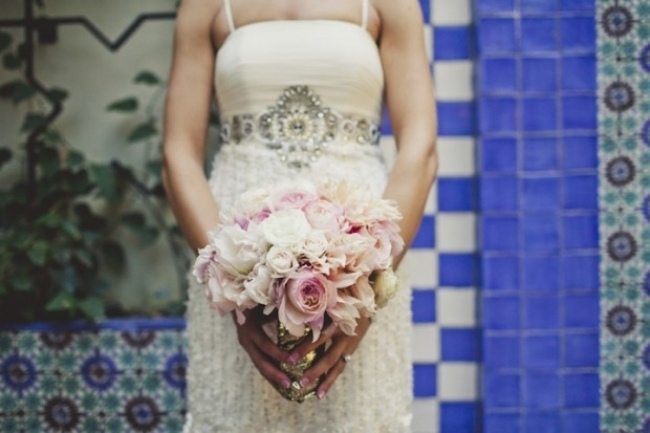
[219,86,381,169]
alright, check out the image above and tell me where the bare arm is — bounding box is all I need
[377,0,438,265]
[162,0,220,252]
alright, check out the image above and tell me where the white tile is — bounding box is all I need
[437,137,476,176]
[404,250,438,288]
[436,288,477,327]
[424,183,438,215]
[434,61,474,101]
[413,324,440,362]
[413,398,440,433]
[424,24,434,64]
[436,213,476,252]
[438,363,478,400]
[380,135,396,167]
[432,0,472,26]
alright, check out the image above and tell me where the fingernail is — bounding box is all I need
[317,390,326,400]
[300,377,310,387]
[281,379,291,389]
[287,354,298,365]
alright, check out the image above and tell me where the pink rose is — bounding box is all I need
[366,221,404,269]
[193,244,217,284]
[303,199,344,232]
[271,187,317,211]
[327,295,361,336]
[278,270,336,340]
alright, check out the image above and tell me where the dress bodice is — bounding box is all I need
[214,20,385,121]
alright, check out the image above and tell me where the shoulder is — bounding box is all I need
[371,0,423,36]
[176,0,226,49]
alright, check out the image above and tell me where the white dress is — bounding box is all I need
[184,1,413,431]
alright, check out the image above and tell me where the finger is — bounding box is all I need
[245,341,292,389]
[316,355,347,399]
[250,329,292,364]
[288,323,338,364]
[299,338,348,387]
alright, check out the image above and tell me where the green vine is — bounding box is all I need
[0,22,189,323]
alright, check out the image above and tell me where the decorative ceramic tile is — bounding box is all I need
[598,1,650,432]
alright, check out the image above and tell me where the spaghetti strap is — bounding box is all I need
[361,0,369,30]
[223,0,235,33]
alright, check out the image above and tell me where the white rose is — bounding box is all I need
[265,246,298,276]
[373,268,399,308]
[238,188,271,216]
[261,209,311,250]
[213,225,264,276]
[244,265,273,305]
[302,230,328,258]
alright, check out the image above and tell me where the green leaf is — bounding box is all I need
[146,160,162,177]
[121,212,146,230]
[89,164,120,202]
[0,31,12,53]
[134,71,161,85]
[100,240,125,271]
[0,147,11,169]
[45,290,76,312]
[2,52,21,70]
[21,113,47,132]
[37,211,62,227]
[61,220,81,239]
[60,265,76,293]
[42,130,63,144]
[107,97,138,112]
[127,122,157,143]
[140,226,159,246]
[66,150,84,168]
[77,296,106,320]
[0,80,36,104]
[36,146,60,176]
[27,241,48,266]
[10,275,31,291]
[47,87,68,103]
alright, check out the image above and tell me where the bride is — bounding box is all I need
[162,0,437,431]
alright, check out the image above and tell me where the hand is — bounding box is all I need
[288,316,371,400]
[233,308,293,391]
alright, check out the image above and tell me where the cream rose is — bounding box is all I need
[373,268,399,308]
[302,230,329,258]
[213,224,264,277]
[261,208,311,250]
[243,265,273,305]
[265,246,298,276]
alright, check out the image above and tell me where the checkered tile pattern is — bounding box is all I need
[382,1,479,432]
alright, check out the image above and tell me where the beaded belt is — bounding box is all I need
[219,86,381,169]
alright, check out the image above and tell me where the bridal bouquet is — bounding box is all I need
[192,181,404,401]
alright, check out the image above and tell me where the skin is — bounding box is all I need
[162,0,438,401]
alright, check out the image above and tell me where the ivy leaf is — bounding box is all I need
[45,290,76,312]
[10,274,31,291]
[21,113,47,132]
[66,150,85,168]
[100,240,125,272]
[27,241,48,266]
[0,31,12,53]
[89,164,120,202]
[77,296,106,321]
[107,97,138,112]
[146,160,162,177]
[42,129,63,144]
[61,220,81,239]
[0,80,36,104]
[121,212,145,230]
[140,226,159,246]
[2,52,21,70]
[36,146,60,176]
[0,147,11,169]
[47,87,68,103]
[128,122,157,143]
[134,71,161,86]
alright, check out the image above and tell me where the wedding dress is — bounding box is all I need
[183,0,413,431]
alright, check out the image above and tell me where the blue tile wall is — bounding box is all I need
[475,0,599,431]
